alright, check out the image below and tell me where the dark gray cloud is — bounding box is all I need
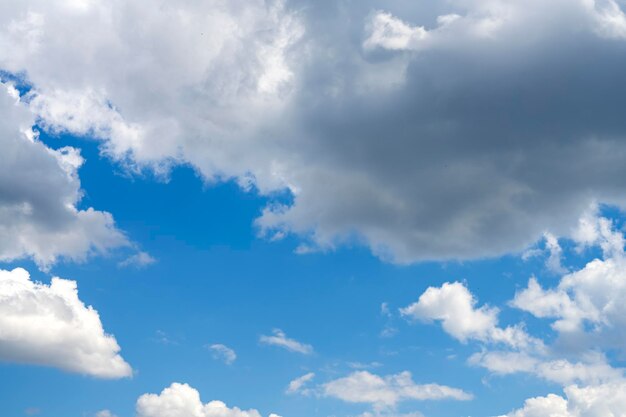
[4,0,626,262]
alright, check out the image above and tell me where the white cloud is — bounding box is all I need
[544,232,567,274]
[469,351,623,386]
[136,382,281,417]
[512,215,626,350]
[0,267,132,378]
[259,329,313,355]
[286,372,315,395]
[363,11,428,51]
[0,82,128,269]
[118,251,156,269]
[322,371,472,410]
[208,344,237,365]
[502,382,626,417]
[95,411,117,417]
[400,282,540,350]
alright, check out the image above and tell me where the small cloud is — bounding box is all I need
[118,251,156,269]
[348,361,383,370]
[207,344,237,365]
[95,411,117,417]
[24,408,40,416]
[286,372,316,395]
[154,330,178,346]
[381,302,392,317]
[260,329,314,355]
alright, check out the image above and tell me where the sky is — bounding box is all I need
[2,0,626,416]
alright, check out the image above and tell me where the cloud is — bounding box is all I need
[0,82,128,269]
[4,0,626,264]
[207,344,237,365]
[95,411,117,417]
[322,371,472,410]
[0,267,132,378]
[400,281,540,350]
[501,382,626,417]
[118,251,156,269]
[286,372,315,395]
[136,382,282,417]
[469,351,623,386]
[259,329,313,354]
[512,215,626,351]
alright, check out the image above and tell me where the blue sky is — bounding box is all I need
[3,1,626,417]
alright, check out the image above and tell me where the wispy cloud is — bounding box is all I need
[259,329,313,355]
[207,344,237,365]
[118,251,156,269]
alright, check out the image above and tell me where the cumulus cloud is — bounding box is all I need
[0,267,132,378]
[512,215,626,351]
[5,0,626,263]
[402,261,626,387]
[0,82,127,268]
[501,382,626,417]
[259,329,313,354]
[207,344,237,365]
[400,281,540,350]
[136,383,281,417]
[322,370,472,410]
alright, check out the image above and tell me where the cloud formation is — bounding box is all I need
[502,382,626,417]
[136,383,282,417]
[259,329,313,354]
[208,344,237,365]
[0,82,127,268]
[4,1,626,263]
[401,281,540,350]
[286,372,315,395]
[0,267,132,378]
[322,370,472,410]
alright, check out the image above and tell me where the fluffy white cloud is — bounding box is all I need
[136,383,281,417]
[0,82,128,268]
[400,282,540,350]
[512,215,626,350]
[4,0,626,263]
[322,371,472,410]
[502,382,626,417]
[208,344,237,365]
[259,329,313,354]
[0,267,132,378]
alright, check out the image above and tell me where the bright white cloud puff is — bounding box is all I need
[0,267,132,378]
[136,383,282,417]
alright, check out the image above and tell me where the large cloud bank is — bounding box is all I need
[4,0,626,262]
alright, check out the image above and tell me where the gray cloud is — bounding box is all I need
[4,0,626,262]
[0,82,127,268]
